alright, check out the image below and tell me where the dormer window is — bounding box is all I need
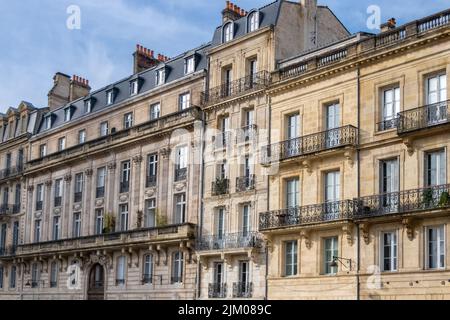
[130,80,139,95]
[44,115,52,130]
[156,68,166,86]
[85,100,92,113]
[64,108,71,122]
[184,56,195,74]
[223,23,234,43]
[248,11,260,32]
[106,90,115,105]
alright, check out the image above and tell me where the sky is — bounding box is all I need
[0,0,448,112]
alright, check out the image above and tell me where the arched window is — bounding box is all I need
[143,254,153,284]
[248,12,259,32]
[223,23,234,43]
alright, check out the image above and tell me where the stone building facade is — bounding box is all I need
[0,0,449,301]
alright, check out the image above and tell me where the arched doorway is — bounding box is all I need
[87,264,105,300]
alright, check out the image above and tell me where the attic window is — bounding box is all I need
[64,107,72,122]
[44,115,52,130]
[248,11,260,32]
[85,100,92,113]
[156,68,166,86]
[185,56,195,74]
[106,90,115,105]
[223,23,234,43]
[130,79,139,96]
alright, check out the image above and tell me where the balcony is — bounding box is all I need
[208,283,227,299]
[0,165,24,181]
[0,204,20,215]
[120,181,130,194]
[259,200,358,231]
[96,187,105,199]
[214,131,232,150]
[398,100,450,135]
[142,274,153,285]
[236,125,258,144]
[74,192,83,203]
[54,197,62,207]
[201,71,270,106]
[236,175,256,193]
[377,118,399,132]
[211,178,229,196]
[197,232,263,251]
[262,125,358,165]
[174,168,187,182]
[115,279,125,286]
[233,282,253,298]
[35,201,43,211]
[0,245,17,257]
[146,175,157,188]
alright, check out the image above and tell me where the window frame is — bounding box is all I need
[380,231,398,272]
[284,240,298,277]
[426,225,446,270]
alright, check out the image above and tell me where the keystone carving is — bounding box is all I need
[300,230,312,249]
[360,223,370,245]
[402,218,415,241]
[85,169,93,177]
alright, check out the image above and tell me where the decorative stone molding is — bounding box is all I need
[403,138,414,156]
[73,204,82,212]
[156,245,168,266]
[145,188,156,198]
[342,224,354,246]
[119,194,129,203]
[64,174,72,183]
[53,208,62,215]
[27,185,34,192]
[344,148,355,167]
[35,211,42,218]
[95,199,104,207]
[85,169,93,177]
[108,162,117,171]
[160,147,171,159]
[149,245,160,266]
[174,182,186,192]
[302,160,313,175]
[132,155,143,164]
[360,223,370,245]
[45,180,52,187]
[198,256,209,271]
[300,230,312,249]
[402,218,415,241]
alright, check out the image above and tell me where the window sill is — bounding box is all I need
[374,128,398,136]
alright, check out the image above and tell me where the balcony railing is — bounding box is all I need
[375,28,406,47]
[142,274,153,285]
[197,232,263,251]
[120,181,130,193]
[208,283,227,299]
[233,282,253,298]
[0,245,17,257]
[236,125,258,144]
[236,175,256,193]
[74,192,83,203]
[398,100,450,134]
[212,178,229,196]
[0,165,24,181]
[115,279,125,286]
[417,10,450,33]
[377,118,399,131]
[96,187,105,199]
[214,131,232,150]
[36,201,43,211]
[201,71,270,106]
[146,175,157,188]
[0,204,18,215]
[174,168,187,182]
[262,125,358,165]
[54,197,62,207]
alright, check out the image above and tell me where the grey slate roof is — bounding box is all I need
[37,42,211,134]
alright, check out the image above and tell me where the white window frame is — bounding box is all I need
[95,208,104,235]
[130,80,139,95]
[425,149,447,187]
[106,90,114,105]
[156,69,165,86]
[179,92,191,111]
[73,212,82,238]
[119,204,129,231]
[248,12,259,32]
[39,144,47,158]
[116,256,126,285]
[382,86,401,123]
[78,129,86,144]
[145,198,156,228]
[172,251,183,283]
[58,137,66,151]
[380,231,398,272]
[124,113,133,129]
[286,178,300,208]
[284,241,298,277]
[174,193,186,224]
[426,225,446,270]
[185,56,195,74]
[44,116,51,130]
[100,121,109,137]
[150,103,161,120]
[223,23,234,42]
[324,237,339,275]
[52,216,60,241]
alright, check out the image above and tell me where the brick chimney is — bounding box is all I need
[70,75,91,102]
[222,1,246,23]
[133,44,160,74]
[48,72,71,111]
[380,18,397,32]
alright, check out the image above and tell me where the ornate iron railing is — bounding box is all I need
[236,175,256,193]
[201,71,270,105]
[398,100,450,134]
[212,178,229,196]
[208,283,227,299]
[0,245,17,257]
[0,165,24,181]
[377,118,399,131]
[96,187,105,199]
[197,232,263,251]
[236,125,258,144]
[174,168,187,182]
[0,204,18,215]
[262,125,358,165]
[74,192,83,203]
[146,175,157,188]
[233,282,253,298]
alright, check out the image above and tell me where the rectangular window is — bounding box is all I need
[381,159,399,193]
[106,90,114,105]
[427,73,447,105]
[241,205,250,237]
[224,68,232,96]
[52,216,60,241]
[31,263,39,288]
[100,122,109,137]
[284,241,298,277]
[74,173,83,202]
[124,113,133,129]
[381,87,400,130]
[286,114,300,140]
[381,231,398,272]
[425,150,446,187]
[175,146,188,181]
[286,178,300,208]
[9,266,16,289]
[146,154,158,187]
[2,187,8,206]
[174,194,186,224]
[12,221,19,248]
[156,69,165,86]
[36,184,44,211]
[0,224,6,253]
[130,80,139,95]
[78,130,86,144]
[179,93,191,111]
[54,179,63,207]
[214,262,224,287]
[84,100,92,113]
[73,213,81,238]
[39,144,47,158]
[15,184,21,207]
[325,171,340,203]
[44,116,52,130]
[64,108,71,122]
[95,209,104,235]
[427,225,445,270]
[326,103,341,130]
[185,56,195,74]
[58,137,66,151]
[150,103,161,120]
[34,219,41,243]
[96,167,106,198]
[145,199,156,228]
[50,262,58,288]
[0,266,3,289]
[143,255,153,284]
[119,204,129,231]
[116,256,126,286]
[215,208,225,240]
[324,237,338,275]
[120,161,131,193]
[171,252,183,283]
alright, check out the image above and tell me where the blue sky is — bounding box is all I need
[0,0,448,111]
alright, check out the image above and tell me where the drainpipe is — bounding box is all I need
[356,66,361,301]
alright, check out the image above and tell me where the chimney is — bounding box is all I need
[70,75,91,102]
[222,1,245,23]
[133,44,160,74]
[47,72,71,111]
[380,18,397,32]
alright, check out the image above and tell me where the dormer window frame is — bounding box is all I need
[247,10,261,33]
[223,22,235,43]
[130,77,144,96]
[184,55,196,75]
[155,68,166,86]
[64,105,76,122]
[44,114,54,131]
[106,88,118,106]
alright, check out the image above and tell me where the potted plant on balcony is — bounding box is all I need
[103,212,116,234]
[214,177,228,195]
[439,191,450,207]
[422,188,434,208]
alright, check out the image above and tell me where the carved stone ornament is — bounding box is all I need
[85,169,94,177]
[402,218,415,241]
[145,188,156,198]
[45,180,52,187]
[64,174,72,182]
[53,208,61,215]
[300,230,312,249]
[132,155,143,164]
[27,185,34,192]
[119,194,129,203]
[360,223,370,245]
[160,148,171,159]
[73,204,82,211]
[95,199,104,207]
[175,182,186,192]
[342,224,354,246]
[108,162,117,171]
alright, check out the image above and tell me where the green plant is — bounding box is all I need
[103,212,116,234]
[422,188,434,207]
[214,177,229,195]
[439,191,450,207]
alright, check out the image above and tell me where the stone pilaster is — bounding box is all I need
[84,169,93,236]
[63,174,72,239]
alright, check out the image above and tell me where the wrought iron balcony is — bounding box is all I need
[236,175,256,193]
[74,192,83,203]
[398,100,450,135]
[259,200,358,231]
[146,175,157,188]
[197,232,263,251]
[96,187,105,199]
[171,276,183,284]
[356,184,450,219]
[377,118,399,131]
[208,283,227,299]
[212,178,229,196]
[236,125,258,144]
[120,181,130,193]
[201,71,270,106]
[214,131,232,150]
[233,282,253,298]
[262,125,358,165]
[12,204,21,214]
[50,281,58,288]
[0,245,17,257]
[0,204,18,215]
[35,201,43,211]
[54,196,62,207]
[174,168,187,182]
[0,165,24,181]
